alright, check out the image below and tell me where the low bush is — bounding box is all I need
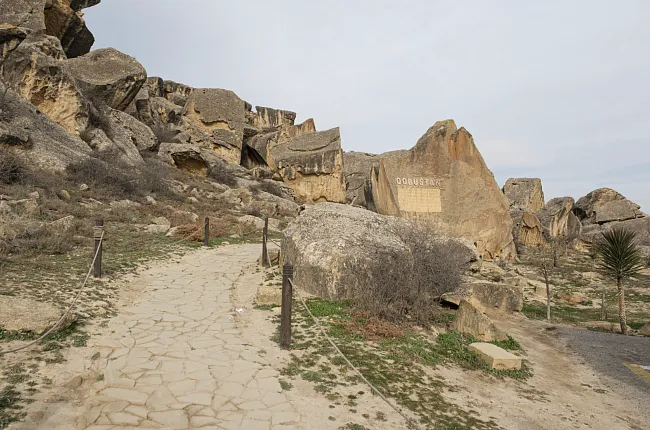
[251,180,285,198]
[0,146,26,184]
[207,165,238,188]
[355,224,470,324]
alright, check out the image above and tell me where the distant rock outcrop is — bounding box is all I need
[575,188,649,247]
[370,120,516,260]
[503,178,545,212]
[342,151,381,209]
[575,188,646,225]
[268,128,347,204]
[536,197,582,244]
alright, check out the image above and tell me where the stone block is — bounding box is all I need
[468,342,522,370]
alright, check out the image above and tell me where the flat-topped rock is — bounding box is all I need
[468,342,522,370]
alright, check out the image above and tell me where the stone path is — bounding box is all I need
[83,244,300,430]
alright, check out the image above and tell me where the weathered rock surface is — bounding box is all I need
[503,178,545,212]
[242,117,316,169]
[443,282,524,313]
[370,120,515,260]
[536,197,582,243]
[0,0,100,58]
[509,207,544,249]
[468,342,522,370]
[158,143,209,175]
[343,151,381,209]
[44,0,99,58]
[0,295,75,334]
[66,48,147,111]
[282,203,477,299]
[180,88,246,164]
[2,32,88,134]
[575,188,646,225]
[268,127,346,204]
[452,300,508,342]
[0,24,27,59]
[0,84,91,170]
[467,282,524,313]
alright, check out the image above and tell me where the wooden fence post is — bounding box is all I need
[93,219,104,279]
[262,217,269,267]
[280,263,293,349]
[204,217,210,247]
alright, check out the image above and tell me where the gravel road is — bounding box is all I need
[556,326,650,394]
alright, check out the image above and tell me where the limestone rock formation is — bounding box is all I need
[2,32,88,134]
[282,203,477,299]
[503,178,545,212]
[574,188,646,225]
[66,48,148,111]
[370,120,515,260]
[451,300,508,342]
[0,84,91,170]
[268,127,347,204]
[343,151,381,209]
[180,88,246,164]
[536,197,582,243]
[0,0,100,58]
[466,282,524,313]
[0,24,27,59]
[509,207,544,249]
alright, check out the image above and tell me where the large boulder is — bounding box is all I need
[2,32,89,134]
[503,178,545,212]
[451,300,508,342]
[370,120,516,260]
[282,203,477,299]
[180,88,246,164]
[466,282,524,313]
[268,127,347,204]
[66,48,148,111]
[43,0,99,58]
[536,197,582,243]
[574,188,646,225]
[158,143,210,175]
[0,84,91,170]
[0,0,100,58]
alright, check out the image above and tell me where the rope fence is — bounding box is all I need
[0,218,210,356]
[0,232,104,356]
[286,275,419,429]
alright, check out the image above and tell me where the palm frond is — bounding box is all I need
[595,228,644,278]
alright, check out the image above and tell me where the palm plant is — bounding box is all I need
[595,228,644,335]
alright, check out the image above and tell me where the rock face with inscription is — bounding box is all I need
[370,120,516,260]
[268,127,347,204]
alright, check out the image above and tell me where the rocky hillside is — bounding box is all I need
[1,0,647,266]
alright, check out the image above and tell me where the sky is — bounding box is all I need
[85,1,650,211]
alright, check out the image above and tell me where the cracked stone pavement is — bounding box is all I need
[82,244,301,430]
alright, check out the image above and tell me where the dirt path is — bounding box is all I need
[14,244,403,430]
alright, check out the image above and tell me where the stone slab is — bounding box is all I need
[468,342,522,370]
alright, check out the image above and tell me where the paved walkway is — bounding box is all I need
[83,244,299,430]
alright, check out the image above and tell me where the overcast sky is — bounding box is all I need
[85,1,649,211]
